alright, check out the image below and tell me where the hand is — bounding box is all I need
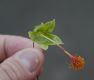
[0,35,44,80]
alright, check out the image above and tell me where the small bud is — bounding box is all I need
[69,55,85,70]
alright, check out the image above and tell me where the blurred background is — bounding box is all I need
[0,0,94,80]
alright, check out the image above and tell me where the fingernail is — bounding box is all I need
[18,48,40,72]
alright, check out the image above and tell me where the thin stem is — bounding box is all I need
[33,42,34,48]
[40,33,73,58]
[36,76,39,80]
[57,45,73,58]
[33,42,39,80]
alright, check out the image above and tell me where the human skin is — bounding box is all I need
[0,35,44,80]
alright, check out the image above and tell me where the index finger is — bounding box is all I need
[0,35,42,62]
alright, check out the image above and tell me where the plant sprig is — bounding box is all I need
[28,19,63,50]
[28,19,85,70]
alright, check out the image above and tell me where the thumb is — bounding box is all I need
[0,48,44,80]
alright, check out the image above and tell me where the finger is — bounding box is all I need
[0,35,42,62]
[0,48,44,80]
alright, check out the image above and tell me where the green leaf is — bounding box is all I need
[28,31,49,50]
[28,19,63,50]
[33,19,55,33]
[39,44,48,50]
[28,31,63,50]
